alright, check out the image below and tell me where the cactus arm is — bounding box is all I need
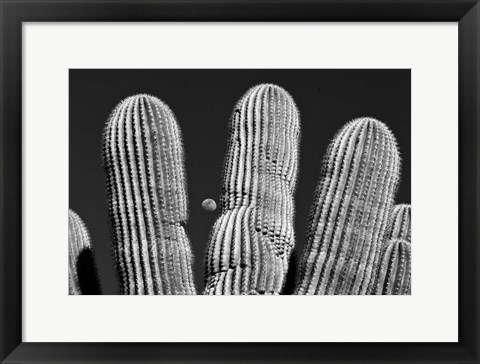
[375,239,411,295]
[386,204,411,243]
[68,209,101,295]
[374,204,412,294]
[103,94,196,295]
[204,84,300,295]
[296,117,401,295]
[69,209,90,295]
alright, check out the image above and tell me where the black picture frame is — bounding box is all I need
[1,0,479,363]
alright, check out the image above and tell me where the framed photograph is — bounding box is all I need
[1,0,479,363]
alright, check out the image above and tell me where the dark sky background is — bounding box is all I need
[69,69,411,294]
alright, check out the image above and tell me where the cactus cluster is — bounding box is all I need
[295,117,401,295]
[70,83,410,295]
[374,204,411,295]
[102,94,196,295]
[204,84,300,295]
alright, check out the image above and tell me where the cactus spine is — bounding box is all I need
[296,117,401,295]
[103,94,196,295]
[204,84,300,295]
[69,209,97,294]
[374,204,411,294]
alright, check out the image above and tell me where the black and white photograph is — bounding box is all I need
[69,69,411,295]
[3,0,478,361]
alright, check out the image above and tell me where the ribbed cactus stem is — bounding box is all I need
[386,204,411,242]
[103,94,196,295]
[204,84,300,295]
[374,204,411,294]
[68,209,94,295]
[296,117,401,295]
[375,239,411,295]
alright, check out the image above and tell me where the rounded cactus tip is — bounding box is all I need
[68,208,81,222]
[117,93,167,106]
[345,116,400,153]
[248,83,294,96]
[347,116,395,134]
[240,83,300,121]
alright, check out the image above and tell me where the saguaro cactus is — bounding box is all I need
[374,204,411,294]
[385,204,411,242]
[374,239,411,295]
[69,209,100,295]
[102,94,196,295]
[296,117,401,295]
[204,84,301,295]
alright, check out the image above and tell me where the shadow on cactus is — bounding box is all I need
[69,82,411,295]
[68,209,101,295]
[77,248,102,295]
